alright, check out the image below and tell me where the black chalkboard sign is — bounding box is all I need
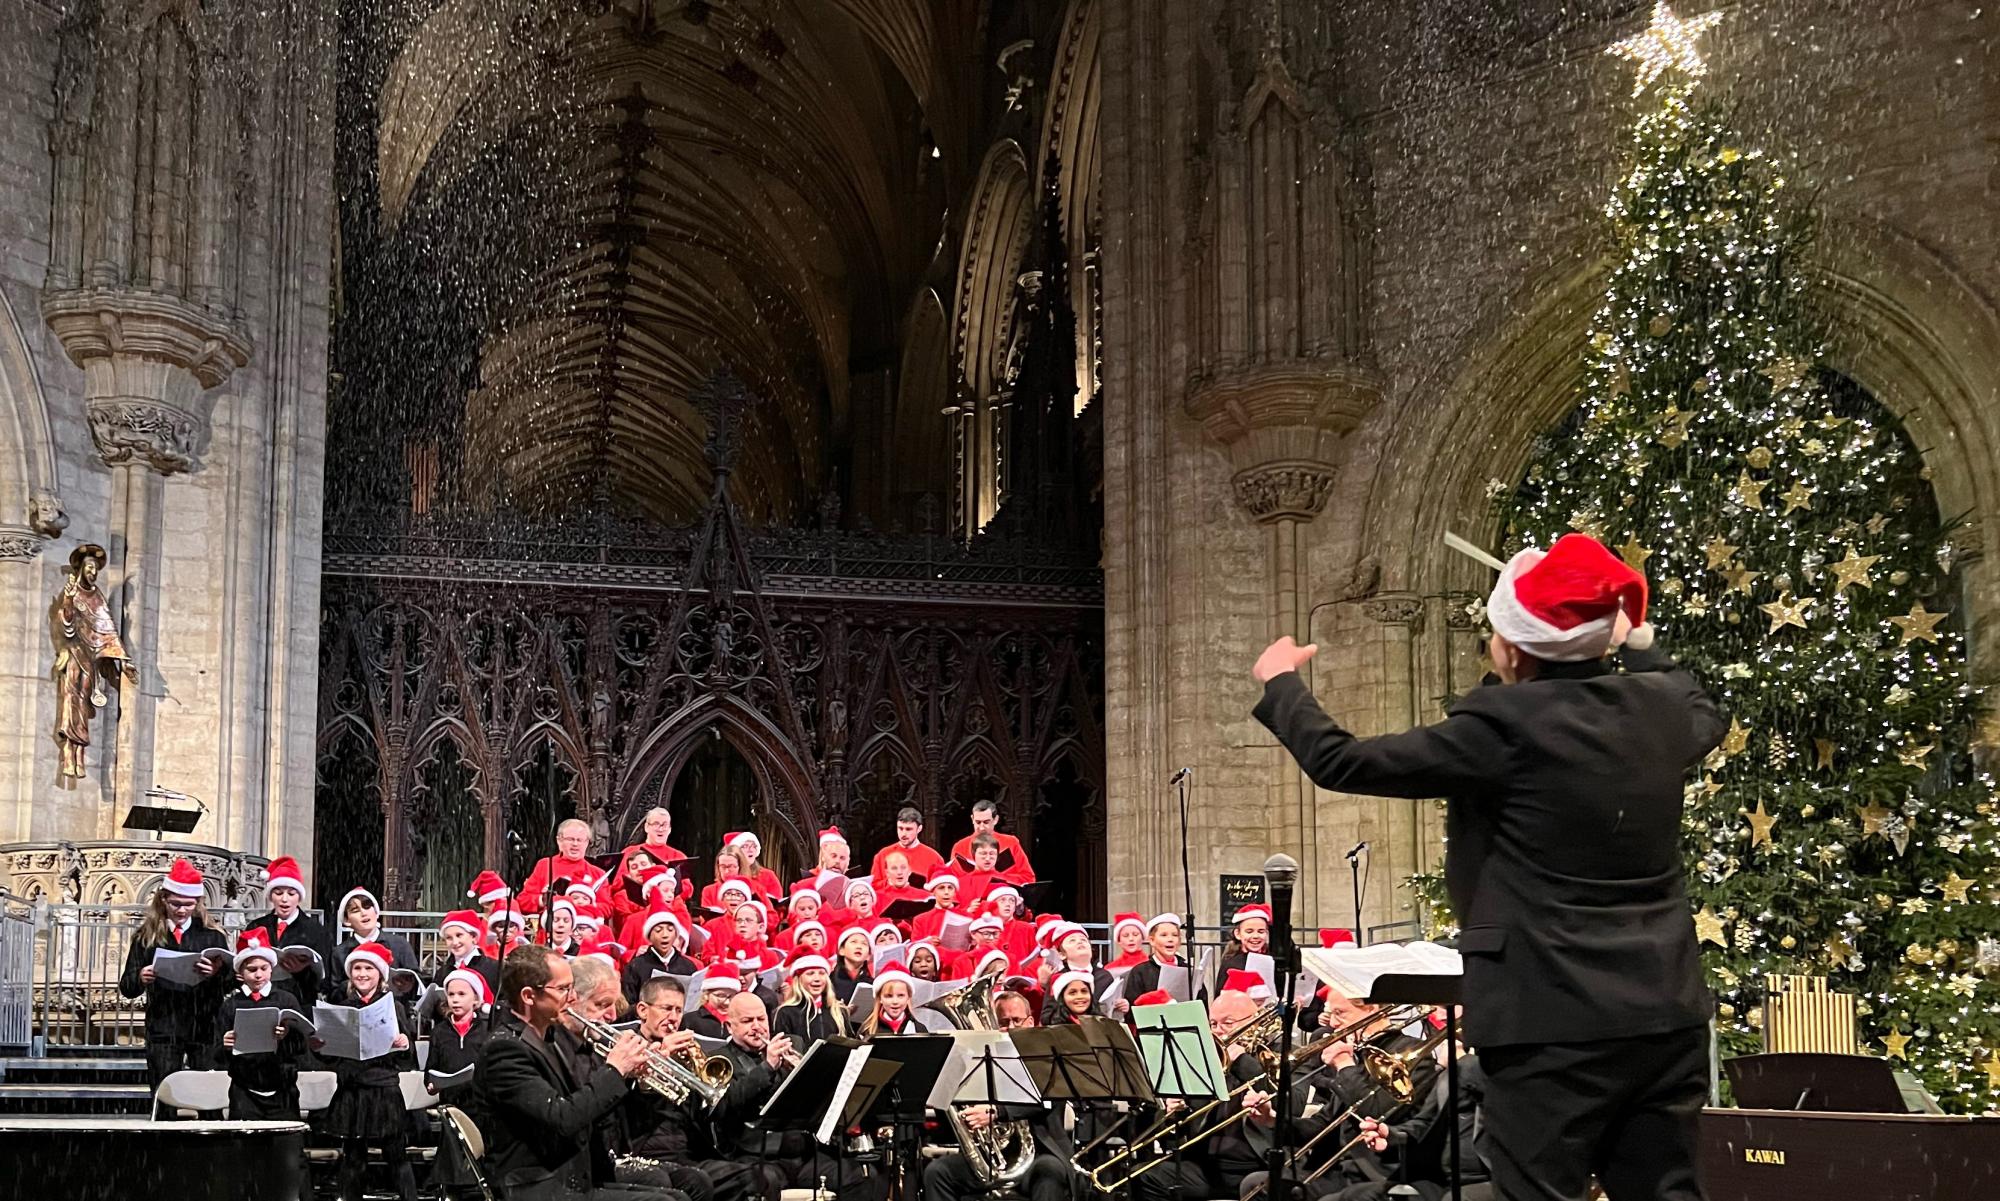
[1218,874,1266,925]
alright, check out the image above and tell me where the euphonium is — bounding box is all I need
[926,969,1035,1186]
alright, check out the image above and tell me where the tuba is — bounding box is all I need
[924,969,1036,1187]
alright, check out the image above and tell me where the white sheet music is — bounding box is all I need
[1157,964,1193,1002]
[150,948,207,986]
[1301,942,1462,999]
[312,994,400,1060]
[818,1044,874,1145]
[1245,952,1276,997]
[231,1006,314,1055]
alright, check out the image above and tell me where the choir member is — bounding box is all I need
[324,942,419,1201]
[1120,913,1191,1000]
[830,926,873,1003]
[519,818,610,914]
[905,941,944,983]
[908,873,963,942]
[475,946,657,1201]
[772,947,847,1048]
[426,968,491,1111]
[872,851,931,910]
[119,858,229,1085]
[623,908,700,1006]
[332,887,421,1000]
[723,831,784,904]
[247,855,335,1000]
[634,806,690,869]
[1040,969,1101,1027]
[683,973,740,1039]
[1107,913,1148,969]
[948,800,1034,886]
[431,909,503,994]
[541,898,582,957]
[858,969,920,1037]
[626,978,761,1201]
[869,806,945,885]
[215,928,307,1119]
[699,847,750,915]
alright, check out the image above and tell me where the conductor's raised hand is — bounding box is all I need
[605,1031,653,1079]
[1253,637,1318,683]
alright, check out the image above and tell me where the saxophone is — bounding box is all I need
[924,971,1037,1187]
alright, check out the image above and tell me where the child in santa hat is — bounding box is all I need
[118,857,230,1086]
[249,855,335,1001]
[425,966,491,1111]
[323,941,418,1201]
[215,927,308,1120]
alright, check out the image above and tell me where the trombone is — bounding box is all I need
[567,1006,734,1105]
[1072,1002,1430,1193]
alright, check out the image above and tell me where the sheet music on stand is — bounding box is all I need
[926,1030,1042,1110]
[1076,1016,1152,1102]
[1131,999,1228,1102]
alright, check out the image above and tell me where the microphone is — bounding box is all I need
[1264,852,1299,977]
[1345,841,1369,862]
[1169,766,1193,785]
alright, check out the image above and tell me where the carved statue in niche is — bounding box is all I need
[52,543,137,779]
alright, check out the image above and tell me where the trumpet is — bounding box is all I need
[567,1007,733,1105]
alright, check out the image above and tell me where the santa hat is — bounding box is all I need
[873,968,916,992]
[836,925,873,951]
[1232,904,1272,927]
[1487,533,1651,662]
[1132,989,1173,1007]
[486,905,526,929]
[563,880,597,902]
[984,884,1022,907]
[1051,969,1095,998]
[443,967,493,1011]
[1045,920,1088,949]
[818,827,846,845]
[335,887,381,933]
[870,920,900,943]
[263,856,305,895]
[726,831,761,853]
[700,971,742,995]
[345,941,394,978]
[1110,912,1144,939]
[466,870,511,906]
[578,932,625,967]
[572,904,604,932]
[1033,914,1064,946]
[789,920,828,943]
[904,938,941,967]
[233,927,278,969]
[642,907,688,942]
[845,878,876,902]
[786,947,832,977]
[548,898,578,924]
[1145,912,1181,934]
[440,910,483,939]
[787,882,820,908]
[972,948,1012,977]
[969,911,1005,934]
[161,858,205,898]
[1318,928,1356,948]
[717,879,754,902]
[735,899,770,928]
[927,872,961,891]
[1219,968,1272,1001]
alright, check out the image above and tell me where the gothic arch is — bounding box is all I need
[1363,214,2000,668]
[0,286,56,539]
[1037,0,1101,411]
[893,289,953,507]
[620,693,821,862]
[952,140,1034,530]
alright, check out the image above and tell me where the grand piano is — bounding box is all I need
[1700,1052,2000,1201]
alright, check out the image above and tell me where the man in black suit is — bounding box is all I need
[922,989,1079,1201]
[476,944,673,1199]
[1253,533,1724,1201]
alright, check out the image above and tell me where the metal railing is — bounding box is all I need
[0,890,34,1051]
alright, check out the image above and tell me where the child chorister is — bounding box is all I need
[215,928,307,1119]
[117,858,231,1086]
[425,968,492,1111]
[324,941,418,1201]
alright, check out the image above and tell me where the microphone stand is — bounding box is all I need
[1346,842,1367,945]
[1262,853,1300,1201]
[1175,771,1195,932]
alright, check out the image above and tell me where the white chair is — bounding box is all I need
[296,1069,339,1113]
[439,1106,495,1201]
[399,1069,438,1111]
[152,1069,232,1119]
[416,1041,431,1070]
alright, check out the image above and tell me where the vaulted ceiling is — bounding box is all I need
[363,0,1009,525]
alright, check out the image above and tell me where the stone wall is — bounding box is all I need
[1099,0,2000,932]
[0,1,335,884]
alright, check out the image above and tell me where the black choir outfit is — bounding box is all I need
[1255,642,1724,1201]
[1120,955,1190,1002]
[771,997,843,1048]
[829,961,870,1005]
[118,917,230,1086]
[214,979,310,1119]
[426,1012,492,1110]
[620,947,700,1006]
[333,929,421,999]
[323,988,420,1201]
[247,909,337,1000]
[681,1000,729,1040]
[433,949,505,996]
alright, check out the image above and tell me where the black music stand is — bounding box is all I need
[1368,973,1464,1201]
[762,1037,900,1196]
[122,796,202,839]
[856,1034,956,1201]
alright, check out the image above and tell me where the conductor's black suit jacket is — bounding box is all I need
[475,1014,633,1199]
[1254,647,1726,1049]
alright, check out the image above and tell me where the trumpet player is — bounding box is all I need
[476,945,678,1201]
[1131,989,1278,1201]
[712,992,884,1201]
[623,979,762,1201]
[922,992,1076,1201]
[566,957,700,1201]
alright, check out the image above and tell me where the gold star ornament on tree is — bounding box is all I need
[1883,1030,1911,1061]
[1607,2,1727,96]
[1703,536,1739,570]
[1828,547,1882,595]
[1617,533,1653,571]
[1941,873,1975,904]
[1760,592,1812,634]
[1888,603,1947,646]
[1779,480,1816,515]
[1732,471,1767,511]
[1744,800,1778,849]
[1857,803,1892,836]
[1760,354,1811,394]
[1694,906,1728,946]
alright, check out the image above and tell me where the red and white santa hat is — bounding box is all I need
[1050,968,1095,998]
[717,878,754,903]
[1487,533,1651,662]
[443,967,493,1011]
[346,941,395,978]
[789,920,828,944]
[234,927,278,969]
[564,880,598,903]
[1232,904,1273,927]
[1144,912,1181,934]
[873,967,916,992]
[1318,928,1356,948]
[726,831,761,853]
[1044,920,1088,948]
[984,884,1022,908]
[845,878,876,902]
[548,898,578,924]
[971,947,1012,977]
[162,858,205,898]
[1220,968,1272,1001]
[836,925,872,952]
[870,920,900,943]
[735,899,770,928]
[642,906,688,942]
[486,904,526,929]
[466,871,511,906]
[578,932,625,968]
[969,911,1005,934]
[927,872,961,891]
[264,856,306,896]
[1110,912,1144,939]
[1132,988,1173,1007]
[572,903,604,933]
[787,882,821,909]
[818,826,847,846]
[440,909,483,939]
[786,946,832,977]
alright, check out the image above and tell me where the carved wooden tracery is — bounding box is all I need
[316,448,1107,916]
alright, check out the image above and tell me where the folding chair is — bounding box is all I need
[438,1105,495,1201]
[152,1069,232,1119]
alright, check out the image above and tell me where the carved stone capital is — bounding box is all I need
[86,399,205,474]
[1232,461,1338,524]
[1185,360,1382,461]
[42,287,252,475]
[1361,592,1425,628]
[0,527,43,562]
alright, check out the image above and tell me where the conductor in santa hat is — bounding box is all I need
[1252,533,1726,1201]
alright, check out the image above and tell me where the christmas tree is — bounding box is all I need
[1443,5,2000,1112]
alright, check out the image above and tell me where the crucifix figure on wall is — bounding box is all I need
[52,542,137,780]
